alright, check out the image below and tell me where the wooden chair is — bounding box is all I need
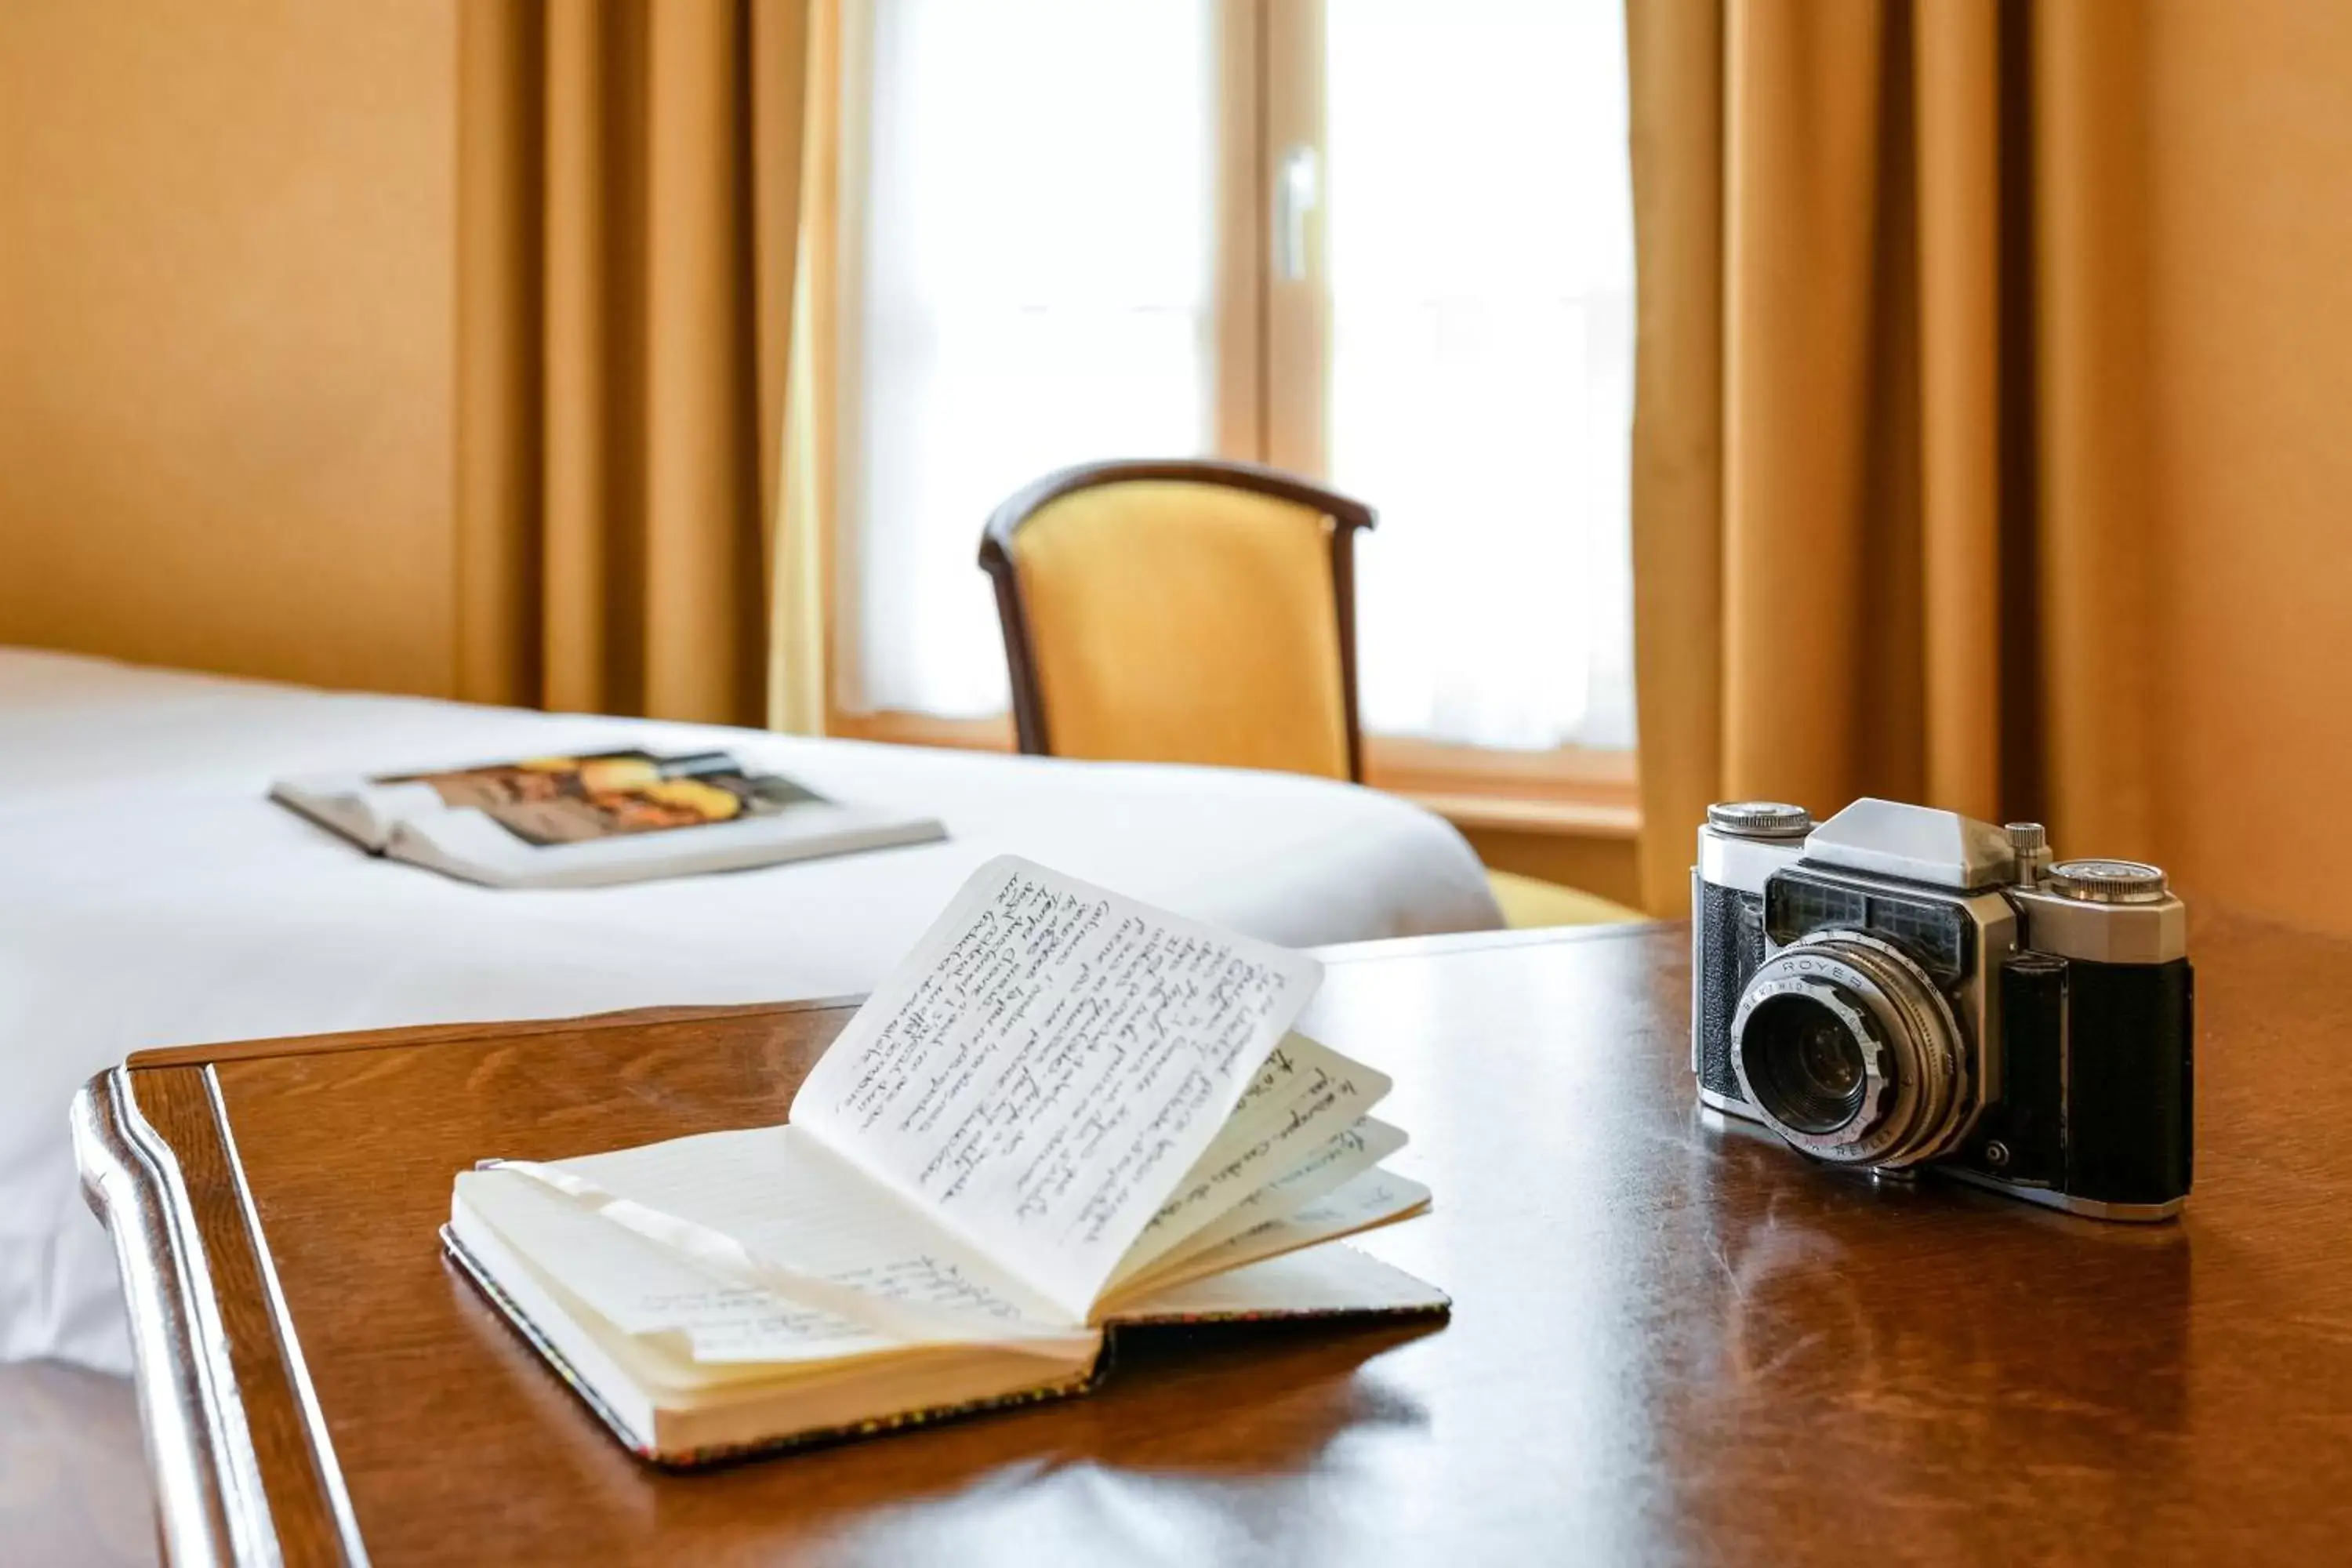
[978,458,1373,780]
[977,458,1639,928]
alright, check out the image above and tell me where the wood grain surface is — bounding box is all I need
[96,913,2352,1565]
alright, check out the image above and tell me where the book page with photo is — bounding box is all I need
[383,750,827,845]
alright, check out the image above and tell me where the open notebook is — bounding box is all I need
[446,855,1446,1465]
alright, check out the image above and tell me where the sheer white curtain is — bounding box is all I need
[839,0,1635,752]
[840,0,1218,718]
[1327,0,1636,751]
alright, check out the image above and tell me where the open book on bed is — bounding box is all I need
[272,749,943,888]
[445,855,1446,1465]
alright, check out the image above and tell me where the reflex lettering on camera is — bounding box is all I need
[1690,798,2192,1221]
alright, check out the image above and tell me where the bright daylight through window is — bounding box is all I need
[837,0,1634,754]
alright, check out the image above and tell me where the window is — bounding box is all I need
[832,0,1635,780]
[839,0,1221,720]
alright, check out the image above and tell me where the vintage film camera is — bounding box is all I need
[1693,799,2192,1219]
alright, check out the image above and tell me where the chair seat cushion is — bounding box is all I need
[1485,869,1644,929]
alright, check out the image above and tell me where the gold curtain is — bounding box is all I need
[768,0,839,738]
[456,0,813,726]
[1627,0,2161,913]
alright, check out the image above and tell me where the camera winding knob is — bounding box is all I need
[1706,802,1813,839]
[2005,822,2053,887]
[2044,858,2170,904]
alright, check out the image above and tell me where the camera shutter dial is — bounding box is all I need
[2045,858,2169,904]
[1706,802,1813,839]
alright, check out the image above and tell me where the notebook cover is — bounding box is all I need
[440,1226,1107,1470]
[1108,1295,1451,1328]
[441,1229,1446,1468]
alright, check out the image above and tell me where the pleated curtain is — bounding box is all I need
[455,0,815,728]
[1627,0,2164,913]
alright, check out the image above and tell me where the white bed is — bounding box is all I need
[0,648,1499,1374]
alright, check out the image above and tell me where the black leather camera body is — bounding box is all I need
[1693,799,2192,1220]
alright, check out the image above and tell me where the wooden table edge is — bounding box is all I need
[1314,917,1666,965]
[118,923,1670,1073]
[122,994,873,1072]
[74,1065,361,1566]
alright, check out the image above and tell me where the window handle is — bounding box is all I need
[1274,143,1319,281]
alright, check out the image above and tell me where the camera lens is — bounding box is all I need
[1744,993,1872,1134]
[1730,932,1968,1167]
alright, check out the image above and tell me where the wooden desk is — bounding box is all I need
[74,916,2352,1566]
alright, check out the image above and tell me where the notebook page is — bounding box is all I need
[791,855,1323,1321]
[1109,1242,1449,1324]
[1138,1116,1409,1277]
[1109,1033,1393,1283]
[1103,1166,1434,1307]
[454,1166,898,1369]
[521,1125,1092,1348]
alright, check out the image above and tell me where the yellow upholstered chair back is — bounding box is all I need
[978,460,1375,781]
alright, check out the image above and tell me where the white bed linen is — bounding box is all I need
[0,648,1498,1372]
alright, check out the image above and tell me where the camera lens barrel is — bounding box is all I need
[1730,932,1971,1168]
